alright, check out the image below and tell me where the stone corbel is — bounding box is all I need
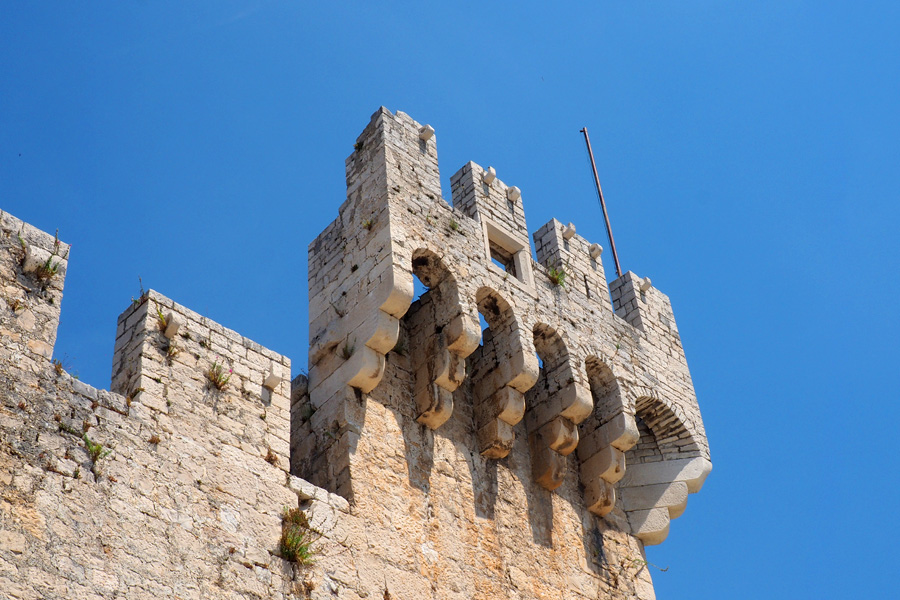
[472,307,539,458]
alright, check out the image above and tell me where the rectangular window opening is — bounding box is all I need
[489,239,518,278]
[484,220,531,287]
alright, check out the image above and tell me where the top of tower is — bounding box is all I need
[299,107,711,546]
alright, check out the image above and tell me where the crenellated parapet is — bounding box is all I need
[110,289,293,472]
[0,210,70,380]
[297,107,712,546]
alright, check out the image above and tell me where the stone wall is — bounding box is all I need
[295,108,714,595]
[0,107,712,600]
[0,209,312,598]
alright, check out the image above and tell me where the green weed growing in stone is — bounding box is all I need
[83,434,112,477]
[5,295,24,313]
[155,305,168,331]
[206,359,232,391]
[449,219,460,232]
[547,263,568,288]
[279,508,321,566]
[35,254,60,282]
[51,229,68,259]
[362,218,374,231]
[340,339,355,360]
[131,276,145,306]
[32,229,67,283]
[83,434,112,463]
[58,421,80,436]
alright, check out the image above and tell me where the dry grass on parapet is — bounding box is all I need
[165,343,180,362]
[51,356,78,379]
[279,508,321,566]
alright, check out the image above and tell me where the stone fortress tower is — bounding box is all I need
[0,107,710,599]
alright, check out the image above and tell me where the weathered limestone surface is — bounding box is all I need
[293,108,713,596]
[1,107,711,600]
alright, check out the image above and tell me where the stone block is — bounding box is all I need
[620,481,688,518]
[584,478,616,517]
[134,391,168,414]
[0,530,26,554]
[491,386,525,426]
[557,383,593,424]
[577,413,639,460]
[163,314,182,339]
[415,383,453,429]
[530,441,566,491]
[618,457,711,493]
[22,245,53,275]
[477,419,514,458]
[536,416,578,456]
[627,507,670,546]
[581,445,626,484]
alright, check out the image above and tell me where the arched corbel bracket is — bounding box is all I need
[617,389,711,544]
[472,289,539,458]
[576,358,638,516]
[527,324,594,490]
[407,251,482,429]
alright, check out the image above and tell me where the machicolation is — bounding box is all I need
[0,107,711,599]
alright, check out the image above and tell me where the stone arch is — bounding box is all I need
[584,356,624,422]
[525,323,592,490]
[630,389,702,463]
[468,287,539,458]
[403,248,481,429]
[576,356,639,516]
[474,286,512,328]
[410,248,450,289]
[616,388,711,545]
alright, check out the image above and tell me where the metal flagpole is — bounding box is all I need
[580,127,622,278]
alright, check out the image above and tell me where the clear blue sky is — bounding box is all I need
[2,2,898,597]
